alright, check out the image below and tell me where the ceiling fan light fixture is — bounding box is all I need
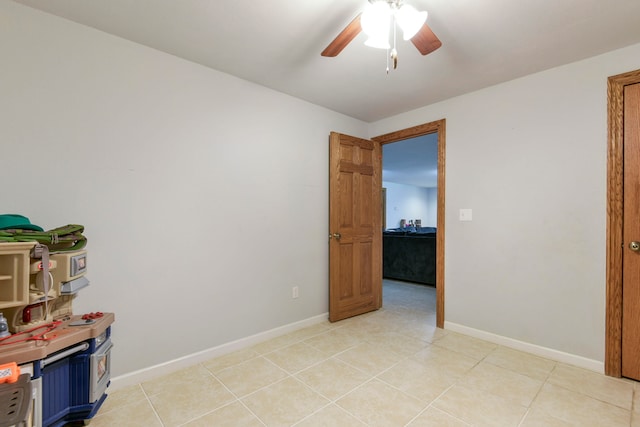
[361,1,391,43]
[320,0,441,69]
[365,36,391,49]
[396,5,427,40]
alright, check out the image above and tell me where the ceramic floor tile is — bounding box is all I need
[635,382,640,413]
[147,375,236,427]
[484,346,556,381]
[96,384,147,415]
[378,357,458,404]
[547,363,634,409]
[339,318,405,337]
[215,356,288,397]
[424,311,437,325]
[519,407,575,427]
[383,281,435,306]
[368,308,414,322]
[433,332,498,361]
[242,377,329,427]
[410,344,479,378]
[336,379,427,427]
[264,341,330,374]
[303,327,363,355]
[88,397,163,427]
[202,347,260,374]
[141,364,214,397]
[182,401,264,427]
[362,330,429,356]
[432,383,528,427]
[457,361,544,407]
[336,341,405,376]
[406,406,472,427]
[633,410,640,427]
[398,322,448,343]
[295,357,372,401]
[293,403,367,427]
[284,321,336,342]
[394,307,435,323]
[251,333,300,354]
[530,382,631,427]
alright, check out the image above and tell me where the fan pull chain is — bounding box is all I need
[386,46,390,74]
[386,14,399,74]
[391,16,398,70]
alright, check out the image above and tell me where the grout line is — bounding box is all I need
[139,382,166,426]
[207,366,271,426]
[516,407,532,427]
[237,399,269,427]
[289,401,335,427]
[327,377,380,425]
[537,363,635,411]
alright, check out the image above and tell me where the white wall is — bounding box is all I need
[0,2,367,377]
[426,188,437,226]
[371,42,640,364]
[383,182,436,228]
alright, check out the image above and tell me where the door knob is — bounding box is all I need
[630,241,640,252]
[332,233,341,240]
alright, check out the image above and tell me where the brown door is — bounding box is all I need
[328,132,382,322]
[622,83,640,379]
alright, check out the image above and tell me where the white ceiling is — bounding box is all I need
[383,134,438,188]
[14,0,640,123]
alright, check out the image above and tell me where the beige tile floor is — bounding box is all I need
[90,280,639,427]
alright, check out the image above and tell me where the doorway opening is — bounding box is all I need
[373,119,446,328]
[381,134,438,317]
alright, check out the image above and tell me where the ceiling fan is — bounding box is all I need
[321,0,442,65]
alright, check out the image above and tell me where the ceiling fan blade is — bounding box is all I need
[321,14,362,57]
[411,22,442,56]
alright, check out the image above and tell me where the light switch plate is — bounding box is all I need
[459,209,473,221]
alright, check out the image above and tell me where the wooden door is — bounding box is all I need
[328,132,382,322]
[622,83,640,379]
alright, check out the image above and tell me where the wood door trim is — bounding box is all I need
[372,119,446,328]
[606,69,640,377]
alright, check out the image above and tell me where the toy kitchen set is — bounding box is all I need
[0,216,114,427]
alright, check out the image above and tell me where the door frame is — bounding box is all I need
[372,119,446,328]
[605,69,640,376]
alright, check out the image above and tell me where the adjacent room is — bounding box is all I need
[3,0,640,425]
[382,134,438,288]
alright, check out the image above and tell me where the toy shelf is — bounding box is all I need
[0,242,35,309]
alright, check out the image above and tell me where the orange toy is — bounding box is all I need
[0,362,19,384]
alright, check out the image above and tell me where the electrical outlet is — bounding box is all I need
[292,286,299,299]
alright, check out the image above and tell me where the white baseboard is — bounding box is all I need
[109,313,329,391]
[444,321,604,374]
